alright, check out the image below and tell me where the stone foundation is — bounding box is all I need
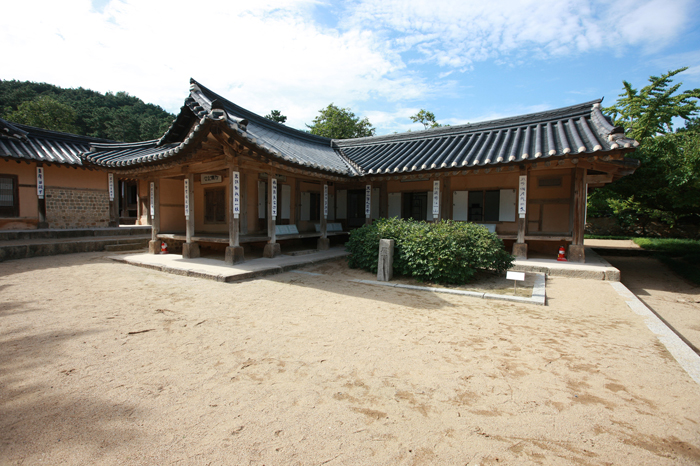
[45,187,110,229]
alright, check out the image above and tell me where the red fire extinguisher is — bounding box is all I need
[557,245,567,261]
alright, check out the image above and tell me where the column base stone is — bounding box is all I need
[512,242,528,259]
[182,242,200,259]
[317,237,330,250]
[225,246,245,265]
[568,244,585,263]
[148,240,160,254]
[263,242,281,258]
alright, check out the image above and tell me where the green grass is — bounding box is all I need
[632,238,700,285]
[632,237,700,255]
[584,234,636,240]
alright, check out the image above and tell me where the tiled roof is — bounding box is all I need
[80,80,638,177]
[188,80,356,174]
[83,79,357,175]
[0,118,111,165]
[334,101,638,175]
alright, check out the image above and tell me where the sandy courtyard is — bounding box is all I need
[1,252,699,465]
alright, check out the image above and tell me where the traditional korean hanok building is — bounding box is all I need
[0,118,131,229]
[80,79,639,263]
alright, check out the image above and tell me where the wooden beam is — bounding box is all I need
[572,167,586,246]
[185,173,195,244]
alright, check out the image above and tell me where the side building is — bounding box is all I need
[0,119,134,229]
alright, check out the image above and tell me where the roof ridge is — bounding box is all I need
[1,120,115,144]
[189,78,334,148]
[334,99,604,147]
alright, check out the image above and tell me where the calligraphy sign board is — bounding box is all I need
[36,167,44,200]
[108,173,114,201]
[271,178,278,218]
[201,174,222,185]
[150,182,155,217]
[232,171,240,219]
[184,178,190,219]
[365,185,371,218]
[518,175,527,218]
[323,184,328,219]
[432,180,440,218]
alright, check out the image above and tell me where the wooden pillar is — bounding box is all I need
[441,176,452,221]
[318,181,330,250]
[148,179,161,254]
[513,167,528,259]
[569,167,587,263]
[294,177,301,227]
[135,180,142,225]
[182,173,200,259]
[240,172,248,235]
[263,171,281,258]
[225,166,245,264]
[380,180,388,219]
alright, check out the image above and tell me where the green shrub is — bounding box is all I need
[346,218,513,284]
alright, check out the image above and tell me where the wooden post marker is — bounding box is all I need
[377,239,394,282]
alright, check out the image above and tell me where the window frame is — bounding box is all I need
[0,174,19,218]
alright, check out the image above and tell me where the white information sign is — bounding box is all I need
[365,185,371,218]
[150,182,155,217]
[36,166,44,199]
[432,180,440,218]
[271,178,278,217]
[518,175,527,218]
[506,271,525,281]
[184,178,190,219]
[232,171,240,219]
[323,184,328,219]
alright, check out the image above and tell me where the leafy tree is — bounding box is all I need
[588,68,700,231]
[0,80,174,142]
[6,95,77,133]
[264,109,287,124]
[410,109,442,129]
[306,103,375,139]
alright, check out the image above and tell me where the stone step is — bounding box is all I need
[0,235,151,262]
[104,241,149,252]
[0,226,151,242]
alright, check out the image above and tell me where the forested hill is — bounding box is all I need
[0,80,175,142]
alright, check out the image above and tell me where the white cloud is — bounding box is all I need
[343,0,694,67]
[1,0,696,135]
[0,0,430,129]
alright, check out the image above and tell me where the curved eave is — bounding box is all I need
[82,110,356,176]
[338,102,639,176]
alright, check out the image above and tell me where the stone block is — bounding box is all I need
[148,240,160,254]
[568,244,585,263]
[317,237,330,250]
[377,238,394,282]
[225,246,245,265]
[512,242,528,259]
[263,242,281,258]
[182,242,200,259]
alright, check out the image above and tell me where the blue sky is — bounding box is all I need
[2,0,699,136]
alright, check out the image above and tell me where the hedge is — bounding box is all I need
[346,218,514,284]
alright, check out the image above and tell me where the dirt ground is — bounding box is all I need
[1,252,699,465]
